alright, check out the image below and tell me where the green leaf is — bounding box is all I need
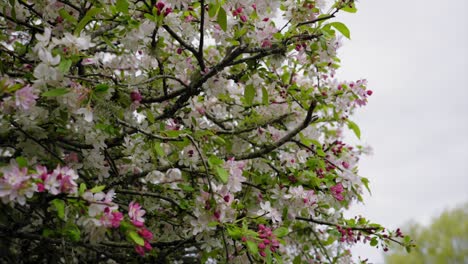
[323,236,336,246]
[215,166,229,184]
[116,0,129,14]
[329,22,351,39]
[246,240,258,255]
[74,8,101,35]
[42,228,55,237]
[217,7,227,32]
[405,245,412,253]
[208,3,220,17]
[79,183,87,195]
[361,177,371,194]
[227,226,242,239]
[208,155,223,167]
[266,249,272,264]
[404,235,411,244]
[244,84,255,106]
[15,157,28,168]
[51,199,65,220]
[146,109,155,124]
[64,224,81,242]
[128,231,145,246]
[42,88,69,97]
[94,84,109,93]
[90,185,106,193]
[58,9,77,23]
[341,5,357,13]
[208,221,219,227]
[370,237,378,247]
[273,227,289,238]
[293,256,302,264]
[153,142,165,157]
[316,148,326,157]
[57,59,72,74]
[262,86,269,105]
[212,135,226,145]
[347,120,361,139]
[177,184,195,192]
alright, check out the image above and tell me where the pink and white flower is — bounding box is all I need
[15,85,38,110]
[128,201,146,227]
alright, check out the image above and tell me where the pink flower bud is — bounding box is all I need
[164,7,173,16]
[135,245,145,256]
[342,161,350,169]
[130,90,142,102]
[156,2,165,10]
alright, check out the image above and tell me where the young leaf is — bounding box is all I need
[116,0,129,14]
[94,84,109,93]
[153,142,165,157]
[74,8,101,35]
[262,86,269,105]
[329,22,351,39]
[128,231,145,246]
[58,59,72,74]
[208,155,223,167]
[64,224,81,242]
[341,5,357,13]
[246,240,259,255]
[217,7,227,32]
[15,157,28,168]
[51,199,65,220]
[273,227,289,238]
[42,88,69,97]
[90,185,106,193]
[370,237,378,247]
[208,2,220,17]
[215,166,229,184]
[79,183,87,195]
[59,9,77,23]
[347,120,361,139]
[244,84,255,106]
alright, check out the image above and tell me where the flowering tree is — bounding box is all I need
[0,0,412,263]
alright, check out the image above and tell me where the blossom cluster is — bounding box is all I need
[0,161,78,205]
[0,0,411,262]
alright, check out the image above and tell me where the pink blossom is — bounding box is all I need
[50,166,79,194]
[135,245,145,256]
[128,201,146,227]
[144,240,152,251]
[138,227,153,241]
[15,85,38,110]
[100,208,123,228]
[111,211,123,227]
[134,241,152,256]
[330,183,344,201]
[0,163,35,205]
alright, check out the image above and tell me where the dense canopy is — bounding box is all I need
[0,0,410,263]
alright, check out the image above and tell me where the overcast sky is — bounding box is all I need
[335,0,468,262]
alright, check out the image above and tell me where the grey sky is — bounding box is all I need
[336,0,468,262]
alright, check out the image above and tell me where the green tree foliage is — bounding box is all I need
[385,203,468,264]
